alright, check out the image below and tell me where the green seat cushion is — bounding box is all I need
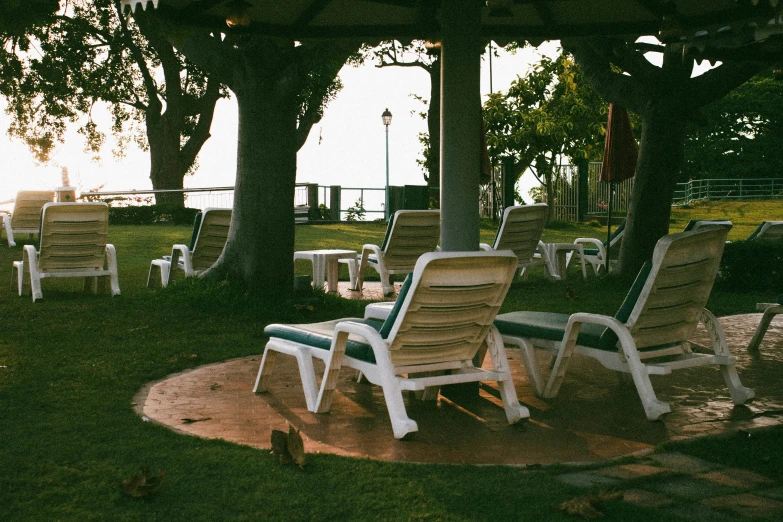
[582,248,600,256]
[777,295,783,305]
[495,259,653,352]
[495,311,612,349]
[264,318,384,363]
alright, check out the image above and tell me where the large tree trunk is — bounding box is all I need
[201,73,298,294]
[148,117,187,207]
[616,109,686,279]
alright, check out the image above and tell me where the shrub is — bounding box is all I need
[108,205,200,225]
[717,240,783,293]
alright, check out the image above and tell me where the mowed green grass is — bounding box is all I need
[0,199,781,521]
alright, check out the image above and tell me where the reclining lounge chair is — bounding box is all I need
[2,190,55,247]
[254,251,528,439]
[348,209,440,295]
[147,208,231,288]
[12,202,119,302]
[495,228,753,421]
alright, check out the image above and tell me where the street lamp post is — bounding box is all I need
[382,108,392,221]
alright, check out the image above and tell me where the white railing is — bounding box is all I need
[673,178,783,205]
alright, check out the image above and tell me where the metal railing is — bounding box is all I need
[672,178,783,205]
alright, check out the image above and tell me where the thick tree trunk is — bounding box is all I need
[616,109,686,279]
[148,119,186,207]
[202,80,298,294]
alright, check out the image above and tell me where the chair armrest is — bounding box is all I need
[170,244,193,276]
[334,320,385,345]
[479,243,493,251]
[573,238,605,256]
[364,302,395,321]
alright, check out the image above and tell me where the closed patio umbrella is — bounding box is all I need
[600,103,638,272]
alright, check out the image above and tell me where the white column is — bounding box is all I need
[439,0,482,251]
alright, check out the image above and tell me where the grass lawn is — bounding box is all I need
[1,199,782,520]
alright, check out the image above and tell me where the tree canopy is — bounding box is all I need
[565,37,768,278]
[483,51,607,220]
[0,0,227,206]
[0,0,58,35]
[683,67,783,180]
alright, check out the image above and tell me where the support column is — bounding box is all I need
[439,0,482,251]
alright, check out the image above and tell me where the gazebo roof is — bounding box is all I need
[123,0,782,45]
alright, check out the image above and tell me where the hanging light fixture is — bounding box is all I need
[225,0,252,28]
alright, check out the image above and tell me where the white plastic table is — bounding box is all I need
[294,249,358,293]
[539,243,586,281]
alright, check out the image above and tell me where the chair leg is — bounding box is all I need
[618,342,671,421]
[4,217,15,247]
[700,309,755,405]
[487,328,529,423]
[511,337,545,397]
[253,340,322,412]
[379,377,419,439]
[22,248,43,302]
[747,306,782,353]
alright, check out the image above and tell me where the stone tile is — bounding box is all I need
[647,453,719,474]
[597,463,669,480]
[620,488,675,508]
[695,468,774,490]
[555,471,621,489]
[648,477,738,501]
[702,493,783,519]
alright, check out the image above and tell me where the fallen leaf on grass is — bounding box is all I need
[120,468,166,498]
[270,424,306,470]
[558,490,623,519]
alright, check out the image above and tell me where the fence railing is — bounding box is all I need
[70,175,783,224]
[672,178,783,205]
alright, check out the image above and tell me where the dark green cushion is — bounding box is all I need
[683,219,729,232]
[264,318,384,363]
[777,295,783,305]
[582,248,600,256]
[495,311,612,349]
[379,273,413,338]
[495,258,653,351]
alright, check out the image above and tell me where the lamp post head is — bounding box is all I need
[381,108,392,127]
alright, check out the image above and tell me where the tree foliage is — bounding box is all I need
[0,0,58,35]
[483,51,607,220]
[565,37,767,278]
[0,0,227,205]
[684,68,783,180]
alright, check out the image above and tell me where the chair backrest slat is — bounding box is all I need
[626,229,727,349]
[493,204,547,264]
[38,203,109,272]
[10,191,55,231]
[191,208,231,271]
[386,252,516,367]
[382,210,440,271]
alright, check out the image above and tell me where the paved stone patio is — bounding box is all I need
[134,287,783,470]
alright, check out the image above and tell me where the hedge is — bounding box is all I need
[717,240,783,293]
[107,205,200,226]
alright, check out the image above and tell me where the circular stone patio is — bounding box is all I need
[134,312,783,466]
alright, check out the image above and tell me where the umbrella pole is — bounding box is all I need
[606,182,613,273]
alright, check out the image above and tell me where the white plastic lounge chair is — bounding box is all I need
[147,208,231,288]
[347,209,440,295]
[747,295,783,353]
[479,204,561,279]
[495,228,754,421]
[12,202,119,302]
[2,190,55,247]
[746,221,783,241]
[254,251,529,439]
[682,219,733,233]
[567,219,625,275]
